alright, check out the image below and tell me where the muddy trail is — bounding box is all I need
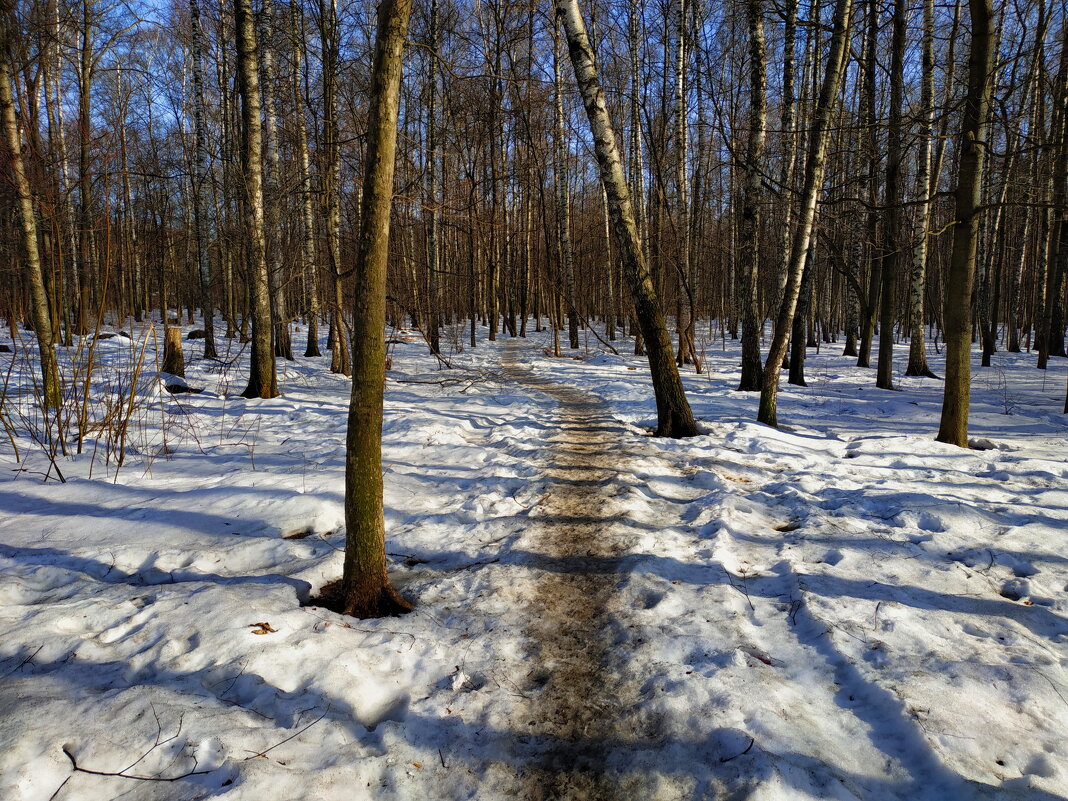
[502,350,669,800]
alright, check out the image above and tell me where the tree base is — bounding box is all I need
[313,578,413,619]
[655,410,700,439]
[905,364,939,379]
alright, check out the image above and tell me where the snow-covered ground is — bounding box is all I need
[1,319,1066,800]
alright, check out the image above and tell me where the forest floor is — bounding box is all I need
[503,344,701,800]
[1,320,1068,801]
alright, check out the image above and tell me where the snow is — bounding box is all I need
[1,320,1067,800]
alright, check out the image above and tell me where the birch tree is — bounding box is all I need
[757,0,853,426]
[905,0,938,377]
[555,0,699,438]
[235,0,278,398]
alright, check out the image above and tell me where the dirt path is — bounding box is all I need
[503,349,655,800]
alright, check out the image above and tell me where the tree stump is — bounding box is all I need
[161,327,185,377]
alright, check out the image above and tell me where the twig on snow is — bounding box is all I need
[719,736,755,762]
[63,732,214,782]
[63,713,214,786]
[725,567,755,612]
[243,709,329,760]
[4,644,42,677]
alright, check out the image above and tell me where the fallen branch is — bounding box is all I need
[62,748,213,782]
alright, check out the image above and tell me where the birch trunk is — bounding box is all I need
[235,0,278,398]
[320,0,349,376]
[674,0,696,368]
[757,0,853,426]
[257,0,292,361]
[289,0,321,357]
[905,0,938,377]
[555,0,699,437]
[553,26,580,350]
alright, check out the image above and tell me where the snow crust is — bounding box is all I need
[1,322,1066,800]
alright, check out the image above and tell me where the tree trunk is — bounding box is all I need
[555,0,699,438]
[856,0,880,369]
[339,0,414,618]
[736,0,766,391]
[788,245,813,387]
[320,0,349,375]
[553,26,580,350]
[876,0,907,389]
[936,0,995,446]
[772,0,797,328]
[235,0,278,398]
[161,327,186,377]
[1037,22,1068,370]
[674,0,696,368]
[425,0,441,356]
[190,0,217,358]
[757,0,853,426]
[257,0,292,361]
[289,0,321,357]
[1,25,61,408]
[905,0,938,377]
[76,0,94,336]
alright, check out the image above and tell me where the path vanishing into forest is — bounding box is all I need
[502,343,673,800]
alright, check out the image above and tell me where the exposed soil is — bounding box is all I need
[503,349,658,800]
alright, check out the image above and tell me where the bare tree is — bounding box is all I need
[1,5,61,408]
[936,0,996,446]
[757,0,854,426]
[235,0,277,398]
[190,0,217,358]
[339,0,414,618]
[555,0,699,438]
[736,0,766,391]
